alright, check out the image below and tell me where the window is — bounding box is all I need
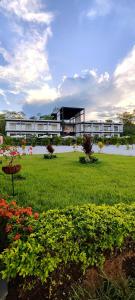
[104,126,111,131]
[26,124,32,130]
[93,125,100,131]
[38,124,44,130]
[10,123,16,130]
[51,124,57,131]
[114,126,118,131]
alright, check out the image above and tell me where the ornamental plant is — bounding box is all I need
[46,144,54,155]
[2,146,21,166]
[2,147,22,196]
[0,199,39,252]
[1,202,135,300]
[97,141,104,153]
[44,144,56,159]
[80,135,98,163]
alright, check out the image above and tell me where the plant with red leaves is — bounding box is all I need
[82,135,94,161]
[46,144,54,155]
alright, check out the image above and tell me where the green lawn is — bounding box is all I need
[0,152,135,211]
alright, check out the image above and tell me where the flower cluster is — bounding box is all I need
[0,199,39,247]
[3,147,21,166]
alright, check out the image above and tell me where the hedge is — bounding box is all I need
[0,202,135,284]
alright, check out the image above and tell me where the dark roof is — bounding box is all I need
[59,107,84,120]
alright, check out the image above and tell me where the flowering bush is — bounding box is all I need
[0,199,39,252]
[3,146,21,166]
[0,202,135,299]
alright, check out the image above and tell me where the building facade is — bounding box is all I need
[5,107,123,138]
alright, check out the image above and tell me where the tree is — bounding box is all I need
[105,119,113,123]
[5,111,26,119]
[82,135,93,161]
[118,110,135,136]
[118,110,135,125]
[0,113,6,135]
[40,115,54,120]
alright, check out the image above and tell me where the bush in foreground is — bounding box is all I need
[0,201,135,299]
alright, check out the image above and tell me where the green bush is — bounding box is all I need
[0,202,135,285]
[44,154,57,159]
[79,156,98,164]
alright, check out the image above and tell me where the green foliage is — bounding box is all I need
[118,110,135,125]
[124,124,135,136]
[52,136,62,145]
[0,203,135,285]
[44,154,57,159]
[79,156,98,164]
[97,142,104,152]
[0,114,6,135]
[76,136,83,145]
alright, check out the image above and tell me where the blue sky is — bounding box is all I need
[0,0,135,119]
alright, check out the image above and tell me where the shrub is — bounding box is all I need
[82,135,93,158]
[0,202,135,299]
[79,156,98,164]
[97,142,104,153]
[46,144,54,154]
[81,135,98,163]
[0,199,39,252]
[44,154,57,159]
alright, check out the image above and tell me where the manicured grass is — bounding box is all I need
[0,152,135,211]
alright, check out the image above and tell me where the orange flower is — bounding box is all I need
[10,201,17,207]
[34,212,39,220]
[14,233,21,241]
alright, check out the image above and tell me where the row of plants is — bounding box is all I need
[0,200,135,299]
[3,134,135,147]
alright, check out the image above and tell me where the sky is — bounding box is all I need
[0,0,135,120]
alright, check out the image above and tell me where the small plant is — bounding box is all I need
[80,135,98,164]
[2,147,21,196]
[98,141,104,153]
[44,144,57,159]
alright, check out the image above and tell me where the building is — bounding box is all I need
[5,107,123,138]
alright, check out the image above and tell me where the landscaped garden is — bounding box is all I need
[0,143,135,299]
[0,152,135,211]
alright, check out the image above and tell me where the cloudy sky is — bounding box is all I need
[0,0,135,119]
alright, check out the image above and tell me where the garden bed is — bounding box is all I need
[0,200,135,299]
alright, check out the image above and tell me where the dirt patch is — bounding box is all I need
[84,250,135,292]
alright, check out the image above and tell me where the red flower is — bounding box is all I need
[34,212,39,220]
[14,233,21,241]
[10,201,17,207]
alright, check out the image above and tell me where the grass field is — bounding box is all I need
[0,152,135,211]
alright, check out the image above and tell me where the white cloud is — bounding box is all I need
[0,28,52,89]
[0,0,54,24]
[23,45,135,119]
[0,89,10,105]
[26,84,59,104]
[114,46,135,108]
[87,0,113,20]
